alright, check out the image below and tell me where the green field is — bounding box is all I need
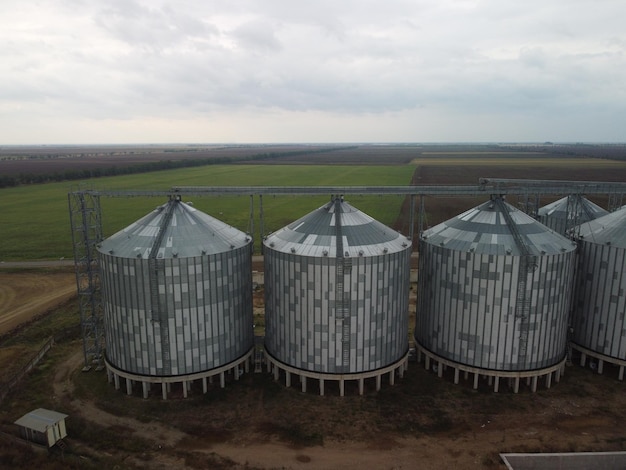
[0,164,416,261]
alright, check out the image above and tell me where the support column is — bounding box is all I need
[598,359,604,375]
[142,382,149,399]
[531,376,538,393]
[202,377,208,394]
[437,364,443,378]
[389,370,395,386]
[546,372,552,389]
[234,366,240,381]
[619,366,624,381]
[114,374,120,390]
[244,358,250,374]
[220,371,225,388]
[425,355,431,370]
[494,376,500,393]
[107,368,113,383]
[183,381,188,398]
[301,376,307,393]
[162,383,167,400]
[286,371,291,388]
[473,373,479,390]
[454,368,460,384]
[166,383,171,392]
[376,374,382,391]
[358,378,364,396]
[580,352,587,367]
[273,365,279,381]
[319,379,325,396]
[514,377,520,394]
[339,379,345,397]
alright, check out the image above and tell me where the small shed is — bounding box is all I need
[14,408,68,447]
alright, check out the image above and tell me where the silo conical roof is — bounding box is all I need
[422,197,575,256]
[265,197,409,257]
[576,205,626,248]
[537,194,608,232]
[99,198,250,259]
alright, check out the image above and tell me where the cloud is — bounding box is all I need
[0,0,625,143]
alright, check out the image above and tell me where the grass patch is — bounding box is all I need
[0,164,415,260]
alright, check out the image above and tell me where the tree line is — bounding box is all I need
[0,147,355,189]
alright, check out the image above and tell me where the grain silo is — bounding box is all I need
[263,196,411,396]
[98,196,254,399]
[570,206,626,381]
[537,194,608,236]
[415,195,577,392]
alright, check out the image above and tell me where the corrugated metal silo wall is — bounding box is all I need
[571,240,626,360]
[100,245,254,376]
[264,247,410,373]
[415,240,576,371]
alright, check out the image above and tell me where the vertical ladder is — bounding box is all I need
[495,197,536,367]
[148,198,177,374]
[333,197,352,371]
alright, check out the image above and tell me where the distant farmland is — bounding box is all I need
[2,143,626,261]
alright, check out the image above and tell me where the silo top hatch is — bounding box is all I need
[577,205,626,249]
[264,196,409,257]
[98,198,250,259]
[422,197,575,256]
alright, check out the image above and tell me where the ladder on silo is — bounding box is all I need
[496,197,536,367]
[148,198,177,374]
[334,197,352,371]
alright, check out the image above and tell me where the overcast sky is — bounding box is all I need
[1,0,625,144]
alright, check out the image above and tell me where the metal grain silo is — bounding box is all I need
[263,196,411,396]
[98,196,254,399]
[537,194,608,235]
[570,206,626,381]
[415,195,576,392]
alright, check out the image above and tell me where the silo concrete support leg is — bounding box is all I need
[546,372,552,389]
[273,365,279,381]
[162,383,167,400]
[619,366,624,381]
[437,364,443,378]
[389,370,395,386]
[598,360,604,375]
[220,372,225,388]
[580,352,587,367]
[183,381,188,398]
[494,377,500,393]
[142,382,149,399]
[399,363,405,379]
[376,375,382,391]
[202,377,208,394]
[514,377,520,394]
[473,373,479,390]
[554,369,561,383]
[454,368,460,384]
[425,356,431,370]
[286,372,291,388]
[114,374,120,390]
[358,378,364,396]
[339,379,345,397]
[126,379,133,396]
[107,368,113,383]
[319,379,325,396]
[234,367,240,381]
[531,376,538,393]
[244,358,250,374]
[301,377,307,393]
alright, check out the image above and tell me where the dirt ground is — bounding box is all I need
[0,271,76,336]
